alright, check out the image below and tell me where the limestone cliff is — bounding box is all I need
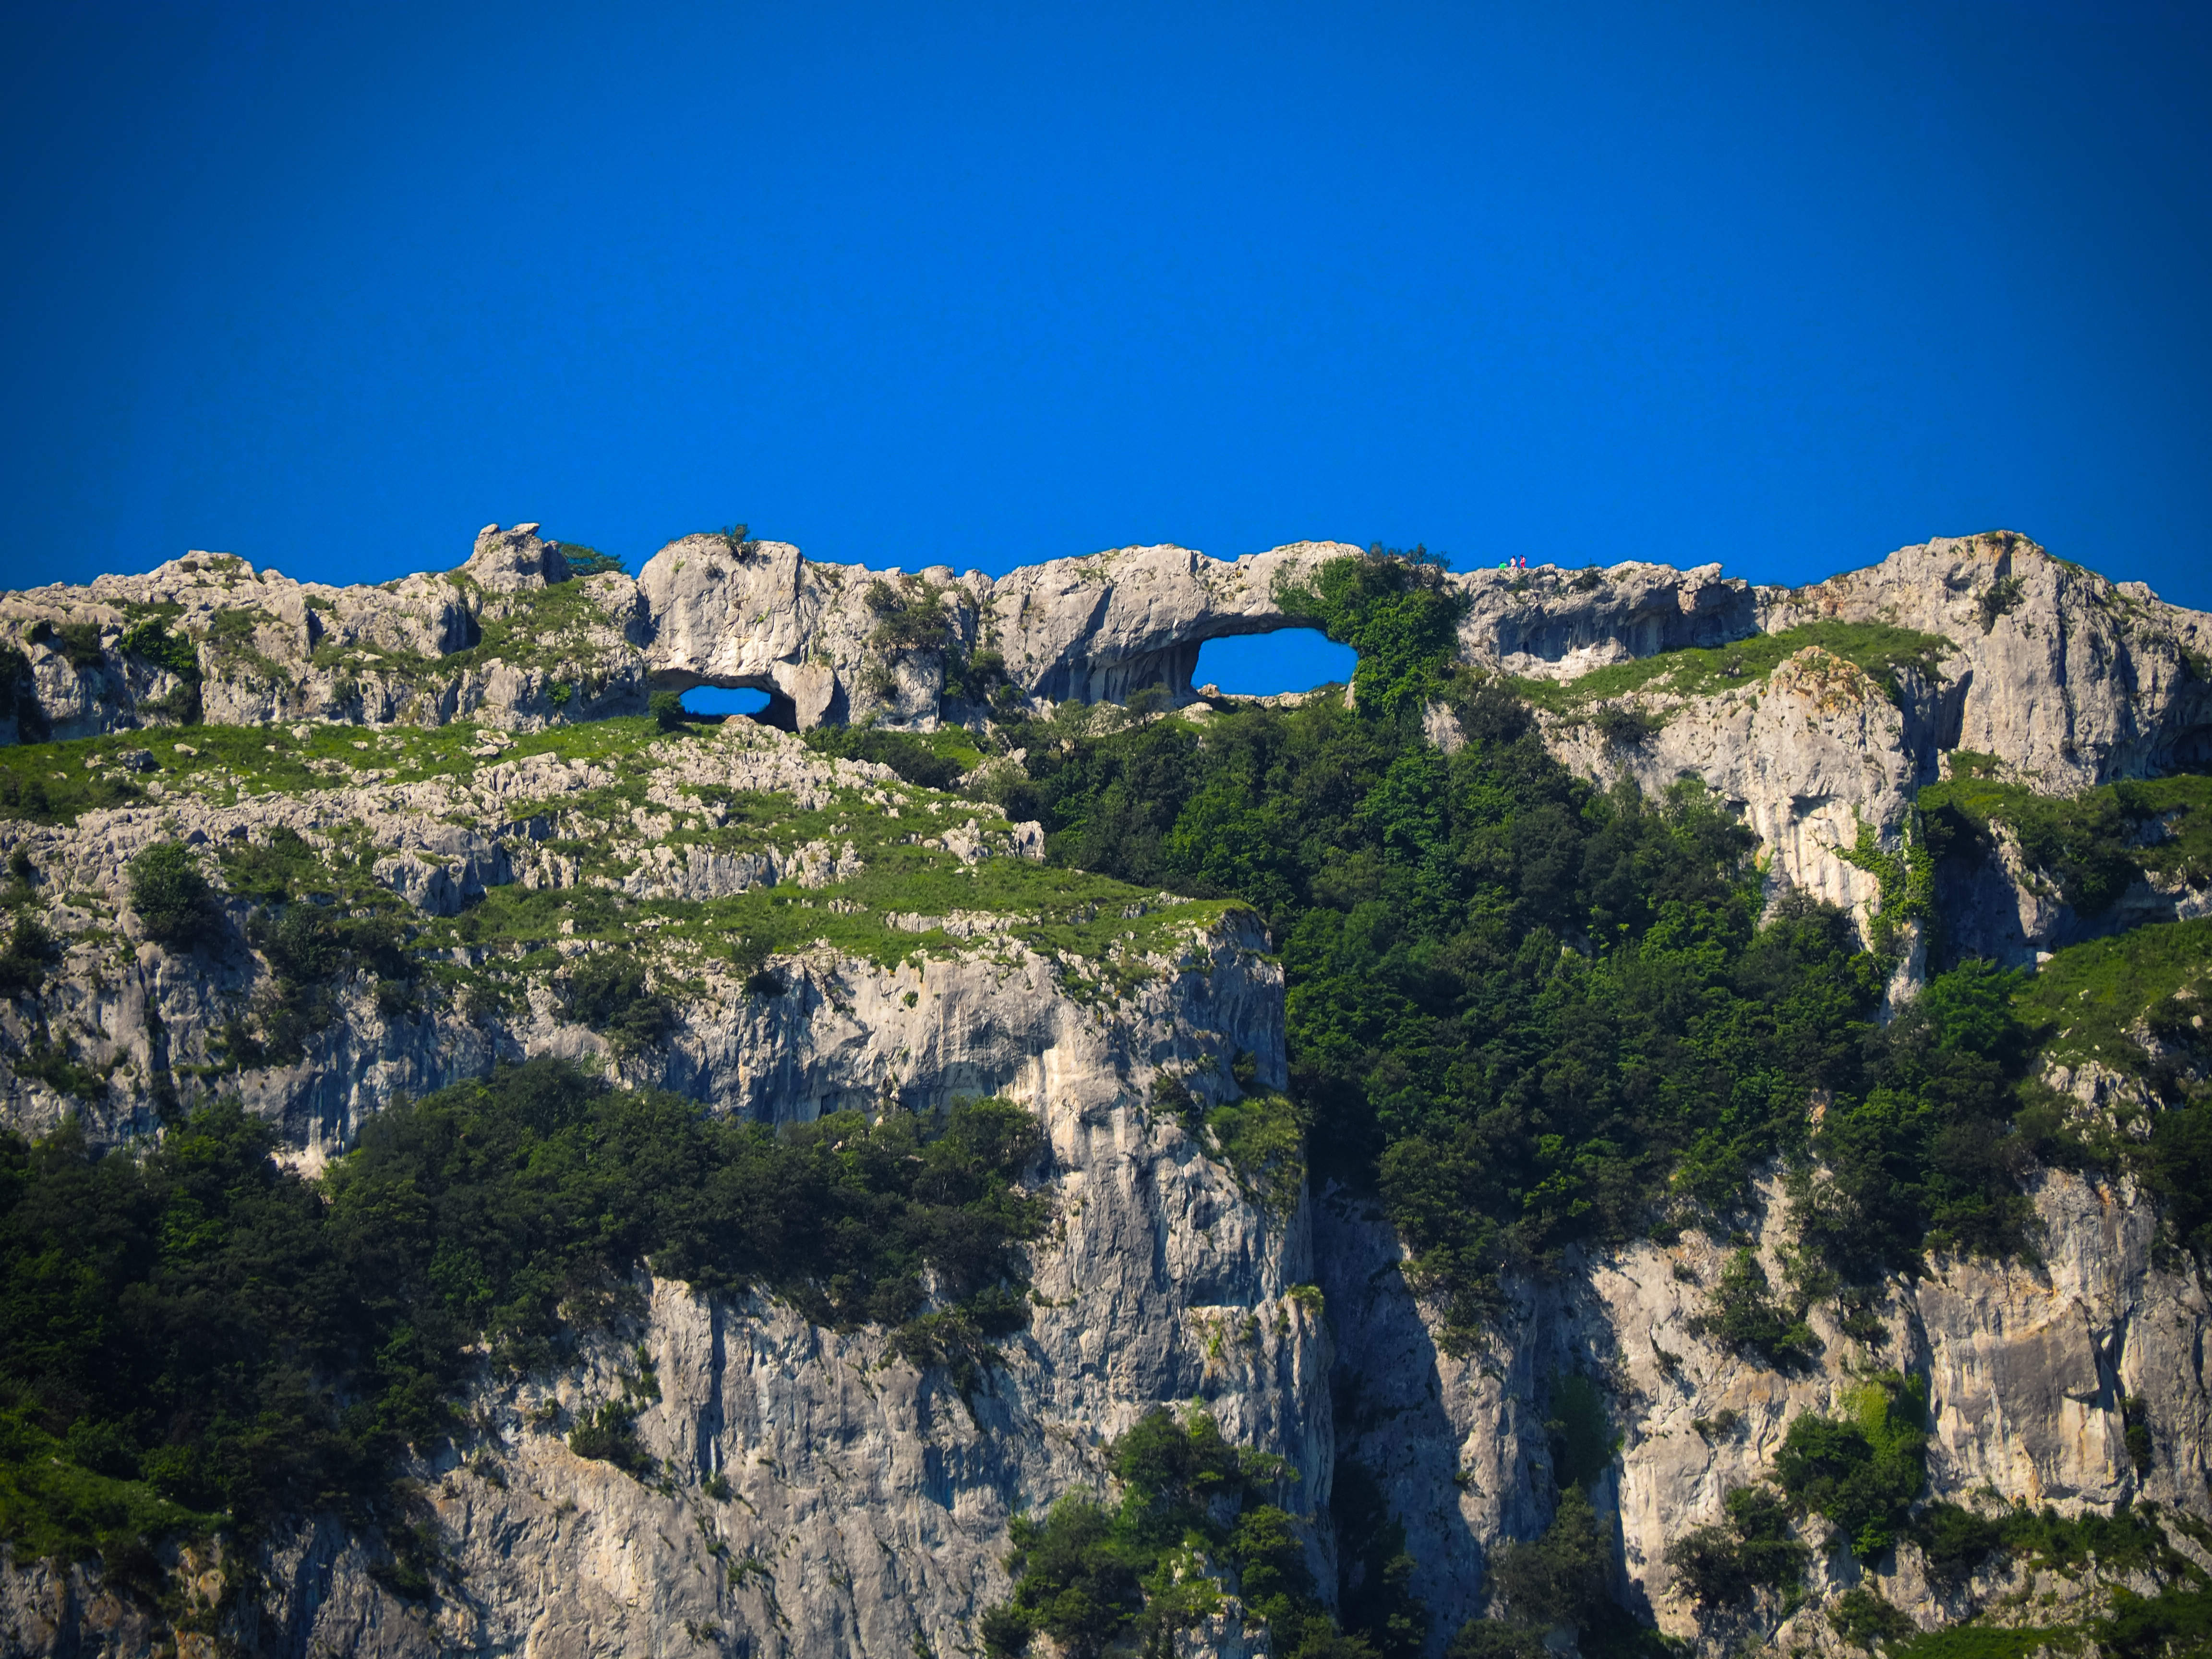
[3,524,2210,1659]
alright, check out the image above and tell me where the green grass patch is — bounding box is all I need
[1922,772,2212,915]
[0,1411,217,1580]
[0,716,736,825]
[1506,621,1955,714]
[2013,917,2212,1075]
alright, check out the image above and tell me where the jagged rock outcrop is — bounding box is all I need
[1319,1146,2212,1653]
[1760,531,2212,790]
[1527,533,2212,946]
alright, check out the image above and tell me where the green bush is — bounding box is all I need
[567,1400,652,1477]
[128,842,216,948]
[44,620,108,670]
[0,914,57,997]
[2094,1585,2212,1659]
[1487,1489,1608,1633]
[1829,1585,1916,1647]
[1975,576,2025,633]
[1691,1249,1817,1370]
[1593,704,1656,747]
[1911,1502,2005,1584]
[245,899,413,1060]
[1272,549,1467,723]
[864,579,950,655]
[985,1408,1366,1659]
[556,544,625,577]
[649,690,686,732]
[1773,1375,1928,1556]
[802,724,968,790]
[1995,1501,2187,1578]
[1797,962,2041,1275]
[1663,1485,1808,1607]
[568,953,673,1051]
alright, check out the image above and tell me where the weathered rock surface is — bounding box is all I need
[1320,1146,2212,1655]
[1759,532,2212,791]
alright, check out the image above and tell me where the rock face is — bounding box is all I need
[3,525,2212,1658]
[1759,532,2212,790]
[0,721,1326,1657]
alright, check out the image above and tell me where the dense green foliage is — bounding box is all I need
[985,1408,1371,1659]
[1772,1375,1929,1557]
[1662,1485,1809,1607]
[1273,545,1467,721]
[0,1062,1047,1575]
[802,722,978,790]
[992,552,2042,1342]
[1795,961,2045,1276]
[128,842,218,948]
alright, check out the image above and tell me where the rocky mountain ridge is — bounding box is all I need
[1,526,2210,1659]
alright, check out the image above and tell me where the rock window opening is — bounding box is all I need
[1191,629,1356,700]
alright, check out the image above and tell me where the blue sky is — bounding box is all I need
[3,2,2206,696]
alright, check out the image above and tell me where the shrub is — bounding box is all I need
[801,725,966,790]
[246,900,413,1059]
[43,620,108,670]
[2095,1586,2212,1659]
[567,953,673,1051]
[557,544,625,577]
[1487,1488,1608,1633]
[864,578,950,655]
[1773,1375,1928,1556]
[1828,1585,1915,1648]
[568,1400,652,1477]
[1690,1249,1817,1370]
[1912,1502,2006,1584]
[649,690,686,732]
[1976,576,2026,633]
[1593,704,1656,748]
[1996,1501,2186,1578]
[0,914,57,997]
[128,842,216,948]
[985,1409,1362,1659]
[1664,1486,1808,1607]
[1272,551,1468,723]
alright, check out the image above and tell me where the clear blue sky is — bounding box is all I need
[4,2,2207,690]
